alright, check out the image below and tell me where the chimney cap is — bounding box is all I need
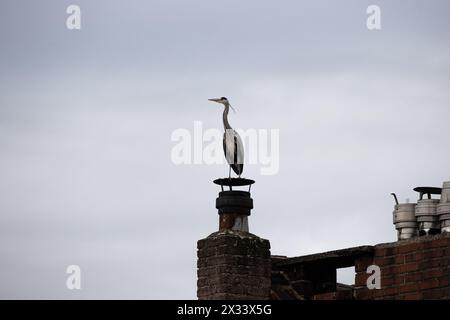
[413,186,442,200]
[213,178,255,187]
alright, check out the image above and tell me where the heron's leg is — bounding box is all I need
[228,167,232,190]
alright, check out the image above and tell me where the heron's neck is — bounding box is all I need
[222,104,232,130]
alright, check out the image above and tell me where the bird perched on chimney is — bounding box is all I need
[208,97,244,178]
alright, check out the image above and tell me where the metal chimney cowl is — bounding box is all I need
[216,190,253,232]
[438,181,450,233]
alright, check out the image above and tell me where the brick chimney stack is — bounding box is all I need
[197,181,271,300]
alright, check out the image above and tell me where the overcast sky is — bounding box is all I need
[1,0,449,299]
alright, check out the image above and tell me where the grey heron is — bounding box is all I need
[208,97,244,178]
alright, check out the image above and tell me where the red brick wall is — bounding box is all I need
[354,233,450,300]
[313,291,353,300]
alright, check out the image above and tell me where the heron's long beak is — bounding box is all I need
[208,98,221,103]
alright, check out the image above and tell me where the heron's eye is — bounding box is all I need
[221,97,227,101]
